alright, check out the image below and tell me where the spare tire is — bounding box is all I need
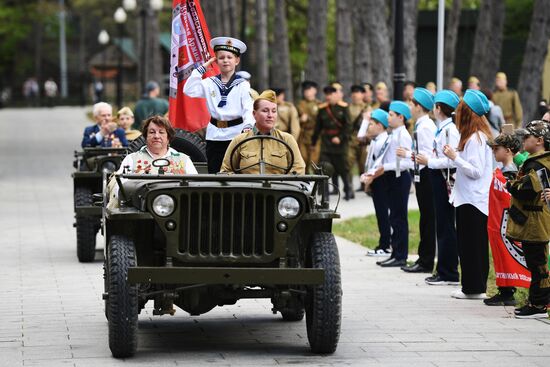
[128,129,207,163]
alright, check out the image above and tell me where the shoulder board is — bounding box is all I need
[337,101,348,107]
[318,102,328,109]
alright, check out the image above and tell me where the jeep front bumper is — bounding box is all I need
[127,267,324,285]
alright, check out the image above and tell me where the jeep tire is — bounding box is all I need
[75,187,98,262]
[128,128,207,163]
[305,232,342,354]
[107,235,138,358]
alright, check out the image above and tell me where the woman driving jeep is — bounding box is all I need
[219,90,305,174]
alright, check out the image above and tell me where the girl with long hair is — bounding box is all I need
[443,90,493,299]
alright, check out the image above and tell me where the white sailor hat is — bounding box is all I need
[210,37,247,56]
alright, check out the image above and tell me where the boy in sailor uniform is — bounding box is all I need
[184,36,254,173]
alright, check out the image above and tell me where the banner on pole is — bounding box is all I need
[169,0,218,132]
[487,168,531,288]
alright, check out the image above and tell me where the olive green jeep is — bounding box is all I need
[72,147,127,262]
[101,135,342,358]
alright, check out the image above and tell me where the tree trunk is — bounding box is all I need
[469,0,505,88]
[403,0,419,82]
[148,12,163,93]
[365,0,392,90]
[305,0,328,92]
[353,0,372,84]
[484,0,505,90]
[336,0,354,98]
[255,0,269,91]
[270,0,293,100]
[518,0,550,124]
[443,0,462,87]
[201,0,220,37]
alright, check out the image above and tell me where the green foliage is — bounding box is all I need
[418,0,481,10]
[504,0,533,39]
[333,210,421,254]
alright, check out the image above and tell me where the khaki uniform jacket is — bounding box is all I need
[492,88,523,128]
[311,102,352,155]
[275,101,301,142]
[220,129,306,175]
[297,99,320,145]
[506,151,550,242]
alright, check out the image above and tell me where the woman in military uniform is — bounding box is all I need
[220,90,305,175]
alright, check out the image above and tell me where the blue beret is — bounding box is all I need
[389,100,411,120]
[413,87,434,110]
[371,109,389,128]
[463,89,490,116]
[434,89,460,109]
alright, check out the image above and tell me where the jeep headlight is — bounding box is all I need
[152,195,175,217]
[278,197,300,219]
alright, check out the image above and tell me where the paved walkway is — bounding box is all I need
[0,107,548,367]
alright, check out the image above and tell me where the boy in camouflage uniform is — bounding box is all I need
[506,120,550,318]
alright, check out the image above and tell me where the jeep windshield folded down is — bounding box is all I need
[101,137,342,359]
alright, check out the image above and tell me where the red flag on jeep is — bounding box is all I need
[169,0,218,132]
[487,168,531,288]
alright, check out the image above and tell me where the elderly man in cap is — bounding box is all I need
[493,72,523,128]
[220,90,305,175]
[185,36,254,173]
[133,81,169,130]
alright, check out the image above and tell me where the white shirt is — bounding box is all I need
[184,68,255,141]
[382,125,413,172]
[427,117,460,170]
[405,114,436,170]
[357,118,369,139]
[448,132,493,215]
[365,131,389,174]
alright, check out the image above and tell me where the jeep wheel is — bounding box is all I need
[75,187,98,262]
[128,128,207,163]
[305,232,342,354]
[107,235,138,358]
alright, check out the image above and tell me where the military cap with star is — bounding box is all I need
[210,37,247,56]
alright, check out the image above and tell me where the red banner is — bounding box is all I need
[488,168,531,288]
[169,0,219,132]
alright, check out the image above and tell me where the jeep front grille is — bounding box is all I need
[179,191,276,260]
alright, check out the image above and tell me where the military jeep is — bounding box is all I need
[101,137,342,358]
[72,147,127,262]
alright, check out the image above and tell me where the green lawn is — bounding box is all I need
[334,211,529,305]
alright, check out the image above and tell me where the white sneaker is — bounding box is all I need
[451,290,487,299]
[366,247,392,257]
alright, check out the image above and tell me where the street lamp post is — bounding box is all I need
[123,0,163,95]
[98,29,110,101]
[114,7,128,109]
[393,0,404,101]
